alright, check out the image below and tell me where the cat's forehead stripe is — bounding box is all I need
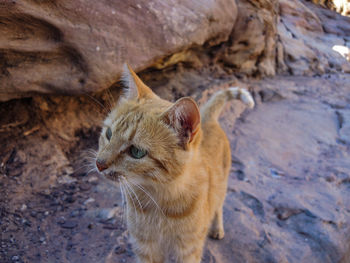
[127,123,138,142]
[114,110,142,126]
[109,112,144,144]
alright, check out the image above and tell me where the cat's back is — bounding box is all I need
[200,119,231,178]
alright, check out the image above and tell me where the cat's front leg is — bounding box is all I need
[174,243,204,263]
[133,239,164,263]
[209,205,225,239]
[135,253,163,263]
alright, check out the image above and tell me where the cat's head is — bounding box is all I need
[95,64,201,185]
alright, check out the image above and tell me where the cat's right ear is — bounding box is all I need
[162,97,201,149]
[121,63,157,100]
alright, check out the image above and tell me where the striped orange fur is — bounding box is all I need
[96,64,254,263]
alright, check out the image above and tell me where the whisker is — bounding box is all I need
[83,152,97,157]
[83,92,109,114]
[83,157,97,162]
[80,150,98,160]
[74,164,96,173]
[79,160,95,165]
[149,171,163,183]
[122,178,138,222]
[121,184,129,223]
[124,179,143,210]
[129,181,165,217]
[81,150,97,157]
[84,148,97,154]
[105,88,115,112]
[85,167,98,175]
[118,180,127,225]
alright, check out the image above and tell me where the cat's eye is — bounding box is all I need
[129,145,147,159]
[106,127,112,141]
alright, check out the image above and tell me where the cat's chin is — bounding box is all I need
[104,171,121,181]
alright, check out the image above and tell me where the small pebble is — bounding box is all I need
[97,207,119,220]
[65,196,75,203]
[60,220,78,229]
[79,183,91,191]
[30,211,37,218]
[270,168,284,178]
[11,255,19,261]
[87,176,98,183]
[114,245,126,254]
[84,197,95,205]
[70,210,80,217]
[57,217,66,225]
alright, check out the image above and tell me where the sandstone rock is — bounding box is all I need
[0,0,237,101]
[337,110,350,143]
[205,74,350,263]
[278,0,350,75]
[218,0,279,77]
[310,0,350,16]
[218,0,350,77]
[1,0,350,101]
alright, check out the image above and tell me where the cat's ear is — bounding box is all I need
[163,97,200,148]
[121,63,157,100]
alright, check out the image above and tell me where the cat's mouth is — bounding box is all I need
[104,171,121,181]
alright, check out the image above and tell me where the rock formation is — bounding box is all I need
[1,0,349,101]
[0,0,237,101]
[310,0,350,15]
[278,0,350,75]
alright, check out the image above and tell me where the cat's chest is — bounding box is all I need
[128,210,193,237]
[128,210,173,232]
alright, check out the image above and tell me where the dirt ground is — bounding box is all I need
[1,65,350,262]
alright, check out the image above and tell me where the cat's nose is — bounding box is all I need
[96,159,108,172]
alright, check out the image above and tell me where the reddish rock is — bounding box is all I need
[217,0,350,77]
[1,0,350,101]
[204,74,350,263]
[278,0,350,75]
[0,0,237,101]
[218,0,279,77]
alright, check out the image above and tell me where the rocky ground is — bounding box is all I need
[1,0,350,262]
[0,65,349,262]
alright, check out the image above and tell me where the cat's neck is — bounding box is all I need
[126,133,205,217]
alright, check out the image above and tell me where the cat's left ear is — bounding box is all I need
[163,97,200,148]
[122,63,157,100]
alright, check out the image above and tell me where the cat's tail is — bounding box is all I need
[200,87,254,122]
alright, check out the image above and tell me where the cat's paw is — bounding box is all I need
[209,227,225,240]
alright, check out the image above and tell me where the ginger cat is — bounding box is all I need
[95,64,254,263]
